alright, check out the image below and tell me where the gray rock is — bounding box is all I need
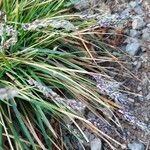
[101,108,113,118]
[135,0,142,4]
[128,141,145,150]
[133,61,142,70]
[147,23,150,28]
[87,112,96,120]
[120,8,130,19]
[74,0,99,10]
[146,93,150,100]
[132,16,146,29]
[129,1,138,8]
[128,98,135,103]
[124,37,139,44]
[74,0,89,10]
[142,28,150,41]
[84,129,95,141]
[142,28,149,34]
[90,138,102,150]
[130,29,141,37]
[142,32,150,41]
[126,41,141,56]
[124,38,132,44]
[134,6,144,16]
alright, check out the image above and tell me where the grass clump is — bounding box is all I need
[0,0,124,149]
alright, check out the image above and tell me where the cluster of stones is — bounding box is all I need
[122,1,150,56]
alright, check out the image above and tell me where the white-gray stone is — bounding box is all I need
[128,141,145,150]
[126,41,141,56]
[132,17,146,29]
[90,138,102,150]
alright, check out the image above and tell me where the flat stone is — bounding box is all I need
[128,141,145,150]
[126,41,141,56]
[90,138,102,150]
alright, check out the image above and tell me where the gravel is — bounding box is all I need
[121,0,149,56]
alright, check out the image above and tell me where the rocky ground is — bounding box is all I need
[69,0,150,150]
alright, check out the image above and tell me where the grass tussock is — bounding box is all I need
[0,0,127,149]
